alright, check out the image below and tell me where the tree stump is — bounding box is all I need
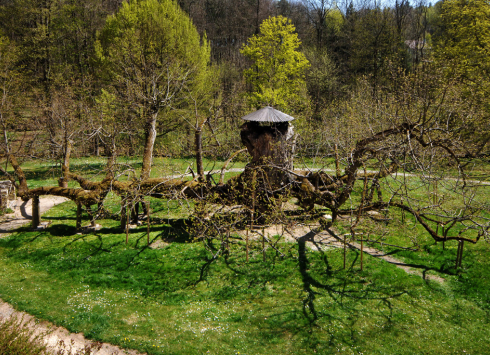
[238,121,296,219]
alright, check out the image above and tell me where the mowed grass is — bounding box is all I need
[0,157,489,354]
[0,200,489,354]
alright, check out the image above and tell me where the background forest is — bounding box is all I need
[0,0,488,161]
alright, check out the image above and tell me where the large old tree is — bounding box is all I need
[0,4,488,261]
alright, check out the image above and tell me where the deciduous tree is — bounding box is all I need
[96,0,211,179]
[240,15,310,111]
[435,0,490,103]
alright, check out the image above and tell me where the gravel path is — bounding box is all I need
[0,300,142,355]
[0,196,70,237]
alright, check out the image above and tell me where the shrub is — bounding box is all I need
[0,316,50,355]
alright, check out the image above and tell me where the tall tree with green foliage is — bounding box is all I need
[240,15,310,111]
[0,34,22,155]
[433,0,490,153]
[435,0,490,101]
[96,0,211,179]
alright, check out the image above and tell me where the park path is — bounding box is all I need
[0,196,146,355]
[0,300,143,355]
[0,196,70,237]
[244,223,445,283]
[174,166,490,186]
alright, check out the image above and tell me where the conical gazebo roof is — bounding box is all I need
[241,106,295,123]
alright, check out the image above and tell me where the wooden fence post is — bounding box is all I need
[32,196,40,229]
[146,201,150,245]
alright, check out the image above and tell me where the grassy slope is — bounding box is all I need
[0,200,488,355]
[0,158,489,354]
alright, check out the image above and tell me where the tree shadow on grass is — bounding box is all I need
[250,233,421,352]
[376,248,456,276]
[0,217,445,352]
[0,216,210,294]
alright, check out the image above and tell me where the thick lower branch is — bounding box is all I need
[391,202,480,244]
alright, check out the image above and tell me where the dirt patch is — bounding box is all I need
[149,238,169,249]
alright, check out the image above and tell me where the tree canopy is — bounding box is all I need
[240,15,310,111]
[96,0,211,179]
[435,0,490,102]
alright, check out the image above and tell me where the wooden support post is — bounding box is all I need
[120,203,127,230]
[251,171,256,226]
[90,206,96,227]
[360,233,364,271]
[125,208,129,246]
[146,201,150,245]
[76,203,82,230]
[457,242,461,268]
[246,229,249,262]
[454,240,459,269]
[343,233,346,269]
[442,226,445,251]
[456,241,460,269]
[401,197,405,224]
[262,227,266,262]
[455,240,463,269]
[131,200,139,224]
[459,240,464,268]
[32,196,40,229]
[226,229,230,252]
[58,177,67,188]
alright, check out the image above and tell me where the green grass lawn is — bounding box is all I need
[0,200,489,355]
[2,156,249,189]
[0,157,489,354]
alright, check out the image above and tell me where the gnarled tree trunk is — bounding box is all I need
[141,111,158,180]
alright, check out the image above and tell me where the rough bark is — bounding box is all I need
[32,196,40,228]
[141,112,158,180]
[195,127,204,181]
[59,139,73,188]
[240,121,291,166]
[7,155,29,199]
